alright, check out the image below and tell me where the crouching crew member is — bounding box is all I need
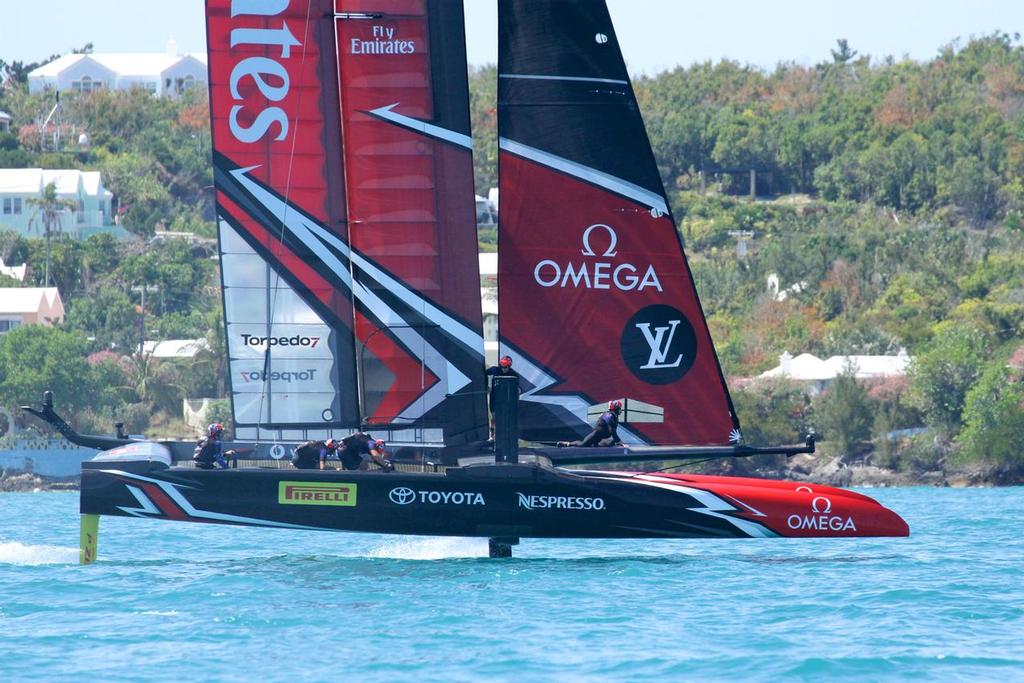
[340,433,394,472]
[291,438,339,470]
[559,401,623,448]
[194,422,232,469]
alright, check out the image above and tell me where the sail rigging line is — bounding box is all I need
[253,0,317,445]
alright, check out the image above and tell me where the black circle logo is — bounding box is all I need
[620,305,697,385]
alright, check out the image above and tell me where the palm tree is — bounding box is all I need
[28,181,75,287]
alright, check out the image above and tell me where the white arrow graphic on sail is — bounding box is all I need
[498,339,645,446]
[230,167,482,422]
[367,103,473,150]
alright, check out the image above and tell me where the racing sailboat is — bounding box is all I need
[25,0,907,563]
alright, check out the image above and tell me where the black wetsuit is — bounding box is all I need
[193,436,228,469]
[569,411,621,447]
[339,433,374,471]
[292,440,333,469]
[485,365,522,415]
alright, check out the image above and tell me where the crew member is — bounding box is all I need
[194,422,231,469]
[339,433,394,472]
[486,355,521,439]
[291,438,339,470]
[559,401,623,448]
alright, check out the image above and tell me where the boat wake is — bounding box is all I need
[0,539,78,565]
[368,536,489,560]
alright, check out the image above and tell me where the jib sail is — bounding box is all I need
[496,0,741,446]
[206,0,487,446]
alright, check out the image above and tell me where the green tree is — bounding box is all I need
[815,371,874,456]
[64,287,138,351]
[0,325,94,415]
[731,378,809,445]
[908,325,988,435]
[27,181,75,287]
[956,357,1024,473]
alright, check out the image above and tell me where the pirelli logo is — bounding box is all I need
[278,482,357,507]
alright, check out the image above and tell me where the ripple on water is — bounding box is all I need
[0,488,1022,681]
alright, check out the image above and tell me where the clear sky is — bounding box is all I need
[1,1,1021,73]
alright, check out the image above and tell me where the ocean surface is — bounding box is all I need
[1,487,1022,682]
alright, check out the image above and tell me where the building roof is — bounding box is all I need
[80,171,103,196]
[0,168,109,197]
[29,52,207,79]
[0,287,62,315]
[28,54,96,78]
[760,350,911,382]
[0,111,11,121]
[40,169,81,195]
[0,168,45,193]
[142,339,209,359]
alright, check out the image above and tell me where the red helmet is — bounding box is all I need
[608,400,622,413]
[499,355,513,368]
[374,438,386,449]
[325,438,337,450]
[208,422,223,437]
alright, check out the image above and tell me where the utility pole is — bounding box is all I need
[131,285,160,353]
[728,230,755,259]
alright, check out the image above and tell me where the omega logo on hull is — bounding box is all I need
[786,495,858,532]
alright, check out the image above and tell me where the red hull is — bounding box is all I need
[604,471,910,538]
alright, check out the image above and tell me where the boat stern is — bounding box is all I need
[630,473,910,538]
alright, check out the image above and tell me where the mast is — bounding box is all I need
[496,0,741,446]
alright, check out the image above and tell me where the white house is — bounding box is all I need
[28,42,207,97]
[0,111,10,133]
[0,257,27,282]
[142,338,209,359]
[0,287,65,334]
[759,349,912,395]
[0,168,129,239]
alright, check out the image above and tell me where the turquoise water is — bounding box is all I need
[1,488,1022,681]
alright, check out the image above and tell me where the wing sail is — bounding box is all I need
[206,0,487,445]
[497,0,740,446]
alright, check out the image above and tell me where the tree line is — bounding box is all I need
[1,35,1022,477]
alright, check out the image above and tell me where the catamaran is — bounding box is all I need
[25,0,908,563]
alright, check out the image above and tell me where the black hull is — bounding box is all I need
[81,461,908,540]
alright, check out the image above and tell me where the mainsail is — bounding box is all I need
[206,0,487,446]
[496,0,741,446]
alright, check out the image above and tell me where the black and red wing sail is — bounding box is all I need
[206,0,487,445]
[497,0,741,446]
